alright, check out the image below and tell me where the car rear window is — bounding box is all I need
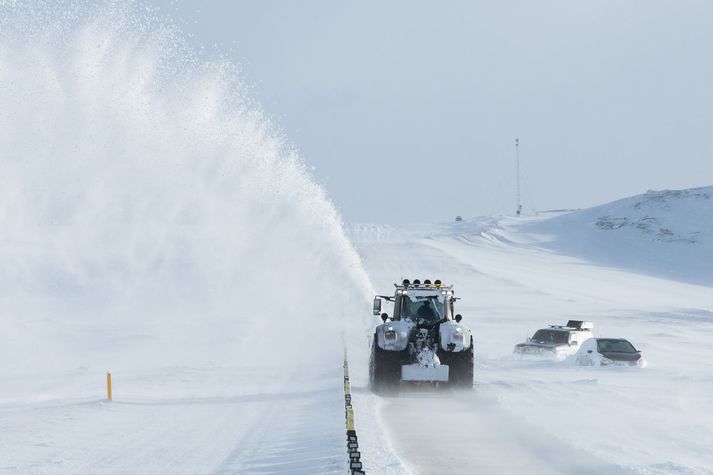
[597,339,636,353]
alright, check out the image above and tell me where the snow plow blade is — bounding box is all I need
[401,364,449,382]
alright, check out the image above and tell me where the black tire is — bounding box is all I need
[369,334,404,394]
[439,336,474,389]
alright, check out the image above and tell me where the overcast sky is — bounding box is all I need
[151,0,713,223]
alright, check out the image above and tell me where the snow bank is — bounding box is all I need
[525,186,713,286]
[0,1,372,379]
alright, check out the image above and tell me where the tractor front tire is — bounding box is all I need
[439,336,474,389]
[369,334,404,394]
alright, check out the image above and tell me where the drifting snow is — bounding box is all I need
[0,2,389,473]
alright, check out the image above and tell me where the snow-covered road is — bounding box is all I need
[0,365,348,474]
[378,390,624,475]
[349,217,713,475]
[2,215,711,474]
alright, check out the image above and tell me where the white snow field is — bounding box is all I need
[348,187,713,474]
[2,2,713,475]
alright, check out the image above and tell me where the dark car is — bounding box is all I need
[574,337,645,367]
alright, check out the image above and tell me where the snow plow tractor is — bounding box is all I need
[369,279,474,392]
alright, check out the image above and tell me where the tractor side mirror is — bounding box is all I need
[455,314,462,323]
[526,337,531,343]
[373,297,382,316]
[381,313,389,322]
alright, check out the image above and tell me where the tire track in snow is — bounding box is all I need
[378,390,631,475]
[211,372,345,475]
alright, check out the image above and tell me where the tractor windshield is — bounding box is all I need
[400,294,444,323]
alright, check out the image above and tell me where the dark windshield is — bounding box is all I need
[400,295,443,323]
[531,330,569,345]
[597,339,636,353]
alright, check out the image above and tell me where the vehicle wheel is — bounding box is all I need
[369,334,404,394]
[439,336,474,389]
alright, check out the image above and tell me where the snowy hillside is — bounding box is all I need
[586,187,712,243]
[520,186,713,286]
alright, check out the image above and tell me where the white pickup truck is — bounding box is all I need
[513,320,594,360]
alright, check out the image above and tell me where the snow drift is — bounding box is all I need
[0,1,372,379]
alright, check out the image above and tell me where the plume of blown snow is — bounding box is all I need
[0,1,373,378]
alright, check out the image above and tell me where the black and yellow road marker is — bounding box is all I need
[343,349,365,475]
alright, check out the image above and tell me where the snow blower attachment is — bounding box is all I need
[369,279,474,392]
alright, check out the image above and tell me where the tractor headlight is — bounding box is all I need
[384,328,397,341]
[451,328,464,343]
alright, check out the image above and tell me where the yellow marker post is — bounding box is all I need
[346,407,355,431]
[106,372,112,401]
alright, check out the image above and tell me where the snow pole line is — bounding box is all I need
[343,348,365,475]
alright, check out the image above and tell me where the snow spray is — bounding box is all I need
[0,1,372,376]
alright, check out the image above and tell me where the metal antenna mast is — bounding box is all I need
[515,138,522,216]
